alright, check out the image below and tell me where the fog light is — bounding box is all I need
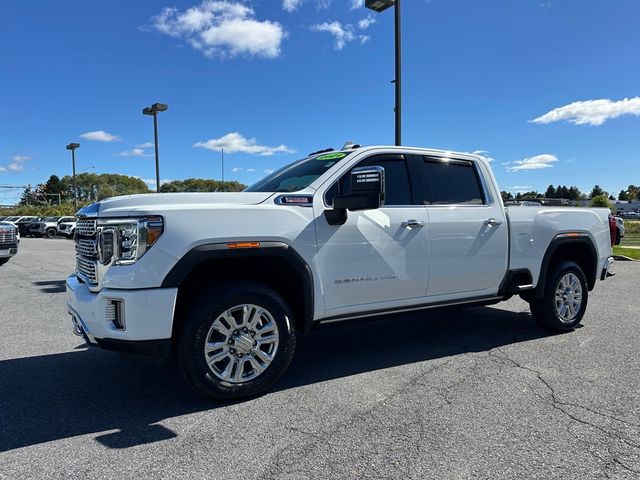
[106,299,125,330]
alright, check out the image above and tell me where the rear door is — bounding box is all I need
[419,156,508,298]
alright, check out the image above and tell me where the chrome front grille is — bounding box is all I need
[75,219,99,286]
[0,229,17,244]
[76,219,97,236]
[76,255,97,284]
[76,238,97,257]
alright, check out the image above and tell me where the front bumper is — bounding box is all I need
[66,274,178,359]
[0,243,18,258]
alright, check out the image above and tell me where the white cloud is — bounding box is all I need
[117,148,152,157]
[1,155,29,173]
[152,1,285,59]
[136,142,155,148]
[471,150,494,162]
[358,14,376,30]
[350,0,364,9]
[7,162,24,172]
[80,130,122,142]
[509,185,534,191]
[264,169,274,174]
[507,154,558,172]
[312,20,370,49]
[194,132,295,156]
[283,0,303,11]
[531,97,640,126]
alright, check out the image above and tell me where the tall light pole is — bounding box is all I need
[366,0,401,146]
[142,103,168,192]
[66,143,80,209]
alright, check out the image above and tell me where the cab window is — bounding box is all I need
[326,155,413,206]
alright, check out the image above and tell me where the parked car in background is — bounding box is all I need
[623,211,639,218]
[57,218,77,238]
[0,221,19,266]
[30,216,75,238]
[15,216,40,237]
[614,217,625,245]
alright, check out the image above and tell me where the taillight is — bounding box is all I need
[608,215,617,246]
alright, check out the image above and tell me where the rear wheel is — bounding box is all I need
[178,281,296,401]
[615,228,621,245]
[46,228,57,238]
[529,260,588,331]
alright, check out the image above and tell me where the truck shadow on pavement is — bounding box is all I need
[0,306,552,452]
[32,280,67,294]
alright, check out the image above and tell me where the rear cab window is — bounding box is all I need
[420,157,486,205]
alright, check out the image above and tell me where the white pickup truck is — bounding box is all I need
[66,145,616,400]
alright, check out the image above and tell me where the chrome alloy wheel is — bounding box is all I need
[554,273,583,323]
[203,304,279,384]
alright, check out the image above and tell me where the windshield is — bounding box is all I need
[5,216,19,222]
[43,217,59,222]
[245,151,352,193]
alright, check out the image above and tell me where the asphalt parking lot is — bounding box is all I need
[1,238,639,479]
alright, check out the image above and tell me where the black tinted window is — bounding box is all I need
[326,155,413,206]
[422,159,484,205]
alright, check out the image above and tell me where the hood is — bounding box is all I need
[78,192,275,218]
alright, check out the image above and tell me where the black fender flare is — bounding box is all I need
[161,242,315,332]
[533,234,598,299]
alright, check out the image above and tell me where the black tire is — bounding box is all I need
[615,228,621,245]
[46,228,57,238]
[529,260,588,332]
[0,258,9,266]
[178,281,296,401]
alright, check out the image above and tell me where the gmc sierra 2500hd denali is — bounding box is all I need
[66,145,615,400]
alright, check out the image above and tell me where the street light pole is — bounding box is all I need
[66,143,80,209]
[142,103,168,193]
[365,0,402,145]
[394,0,402,146]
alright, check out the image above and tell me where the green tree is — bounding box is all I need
[545,185,555,198]
[590,194,610,208]
[500,191,513,202]
[568,186,581,201]
[589,185,606,199]
[627,185,640,201]
[160,178,246,193]
[618,189,629,201]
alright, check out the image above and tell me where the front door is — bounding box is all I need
[313,154,430,312]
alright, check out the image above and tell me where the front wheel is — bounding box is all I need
[46,228,57,238]
[178,281,296,401]
[0,258,9,266]
[529,260,588,332]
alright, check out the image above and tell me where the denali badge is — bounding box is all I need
[334,275,397,285]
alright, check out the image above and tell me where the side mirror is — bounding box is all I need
[334,166,385,211]
[326,166,385,225]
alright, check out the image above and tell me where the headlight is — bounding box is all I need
[97,216,163,266]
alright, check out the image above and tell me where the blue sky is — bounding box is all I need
[1,0,639,204]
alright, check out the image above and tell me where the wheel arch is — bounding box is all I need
[532,234,598,300]
[162,242,315,340]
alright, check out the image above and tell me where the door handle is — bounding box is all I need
[401,219,424,229]
[484,218,503,227]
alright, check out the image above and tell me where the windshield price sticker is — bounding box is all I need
[316,152,347,161]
